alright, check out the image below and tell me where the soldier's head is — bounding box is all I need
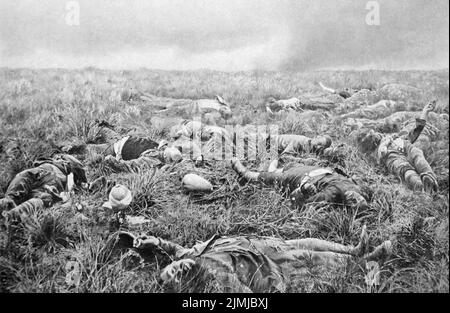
[0,198,16,214]
[345,190,369,210]
[311,135,332,153]
[169,124,186,139]
[54,154,87,185]
[353,128,383,154]
[160,259,197,285]
[215,96,232,120]
[219,105,232,120]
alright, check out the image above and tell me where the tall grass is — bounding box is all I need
[0,68,448,293]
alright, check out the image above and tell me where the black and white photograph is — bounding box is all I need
[0,0,448,300]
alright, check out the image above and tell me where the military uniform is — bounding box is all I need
[345,111,417,133]
[347,111,447,156]
[119,231,391,293]
[271,134,332,156]
[266,98,302,114]
[112,136,159,161]
[232,159,368,209]
[376,118,438,192]
[340,100,403,120]
[0,155,86,218]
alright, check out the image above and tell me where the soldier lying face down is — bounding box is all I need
[115,226,391,293]
[231,158,369,209]
[354,101,439,193]
[0,154,87,220]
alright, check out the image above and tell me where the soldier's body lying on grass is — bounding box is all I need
[85,120,160,160]
[231,158,369,210]
[345,110,448,156]
[265,96,339,113]
[115,226,391,292]
[83,120,181,173]
[271,134,332,156]
[0,154,86,220]
[354,101,439,193]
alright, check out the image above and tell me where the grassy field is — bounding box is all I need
[0,68,448,293]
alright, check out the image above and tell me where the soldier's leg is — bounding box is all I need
[363,241,392,262]
[287,240,392,268]
[384,154,423,191]
[4,168,37,204]
[412,134,432,156]
[103,155,159,173]
[3,198,45,221]
[31,190,58,207]
[286,226,368,256]
[284,249,352,268]
[86,143,114,158]
[125,156,161,173]
[343,118,382,131]
[103,155,133,173]
[344,190,369,210]
[405,143,438,193]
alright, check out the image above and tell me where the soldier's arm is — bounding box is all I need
[319,82,336,94]
[134,236,193,259]
[157,238,195,258]
[408,101,436,144]
[304,191,332,205]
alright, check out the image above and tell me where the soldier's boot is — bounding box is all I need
[352,225,369,257]
[0,198,16,217]
[421,173,439,194]
[231,158,260,181]
[363,241,393,262]
[404,170,424,191]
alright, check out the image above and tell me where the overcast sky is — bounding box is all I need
[0,0,448,71]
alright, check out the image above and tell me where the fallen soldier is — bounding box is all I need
[265,97,302,114]
[156,95,232,120]
[346,110,448,155]
[338,100,406,121]
[344,111,420,133]
[90,135,158,162]
[354,101,439,193]
[0,154,87,220]
[231,158,369,209]
[116,226,392,292]
[270,134,332,156]
[159,138,202,162]
[170,120,230,141]
[169,120,236,161]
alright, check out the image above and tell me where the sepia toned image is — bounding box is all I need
[0,0,448,298]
